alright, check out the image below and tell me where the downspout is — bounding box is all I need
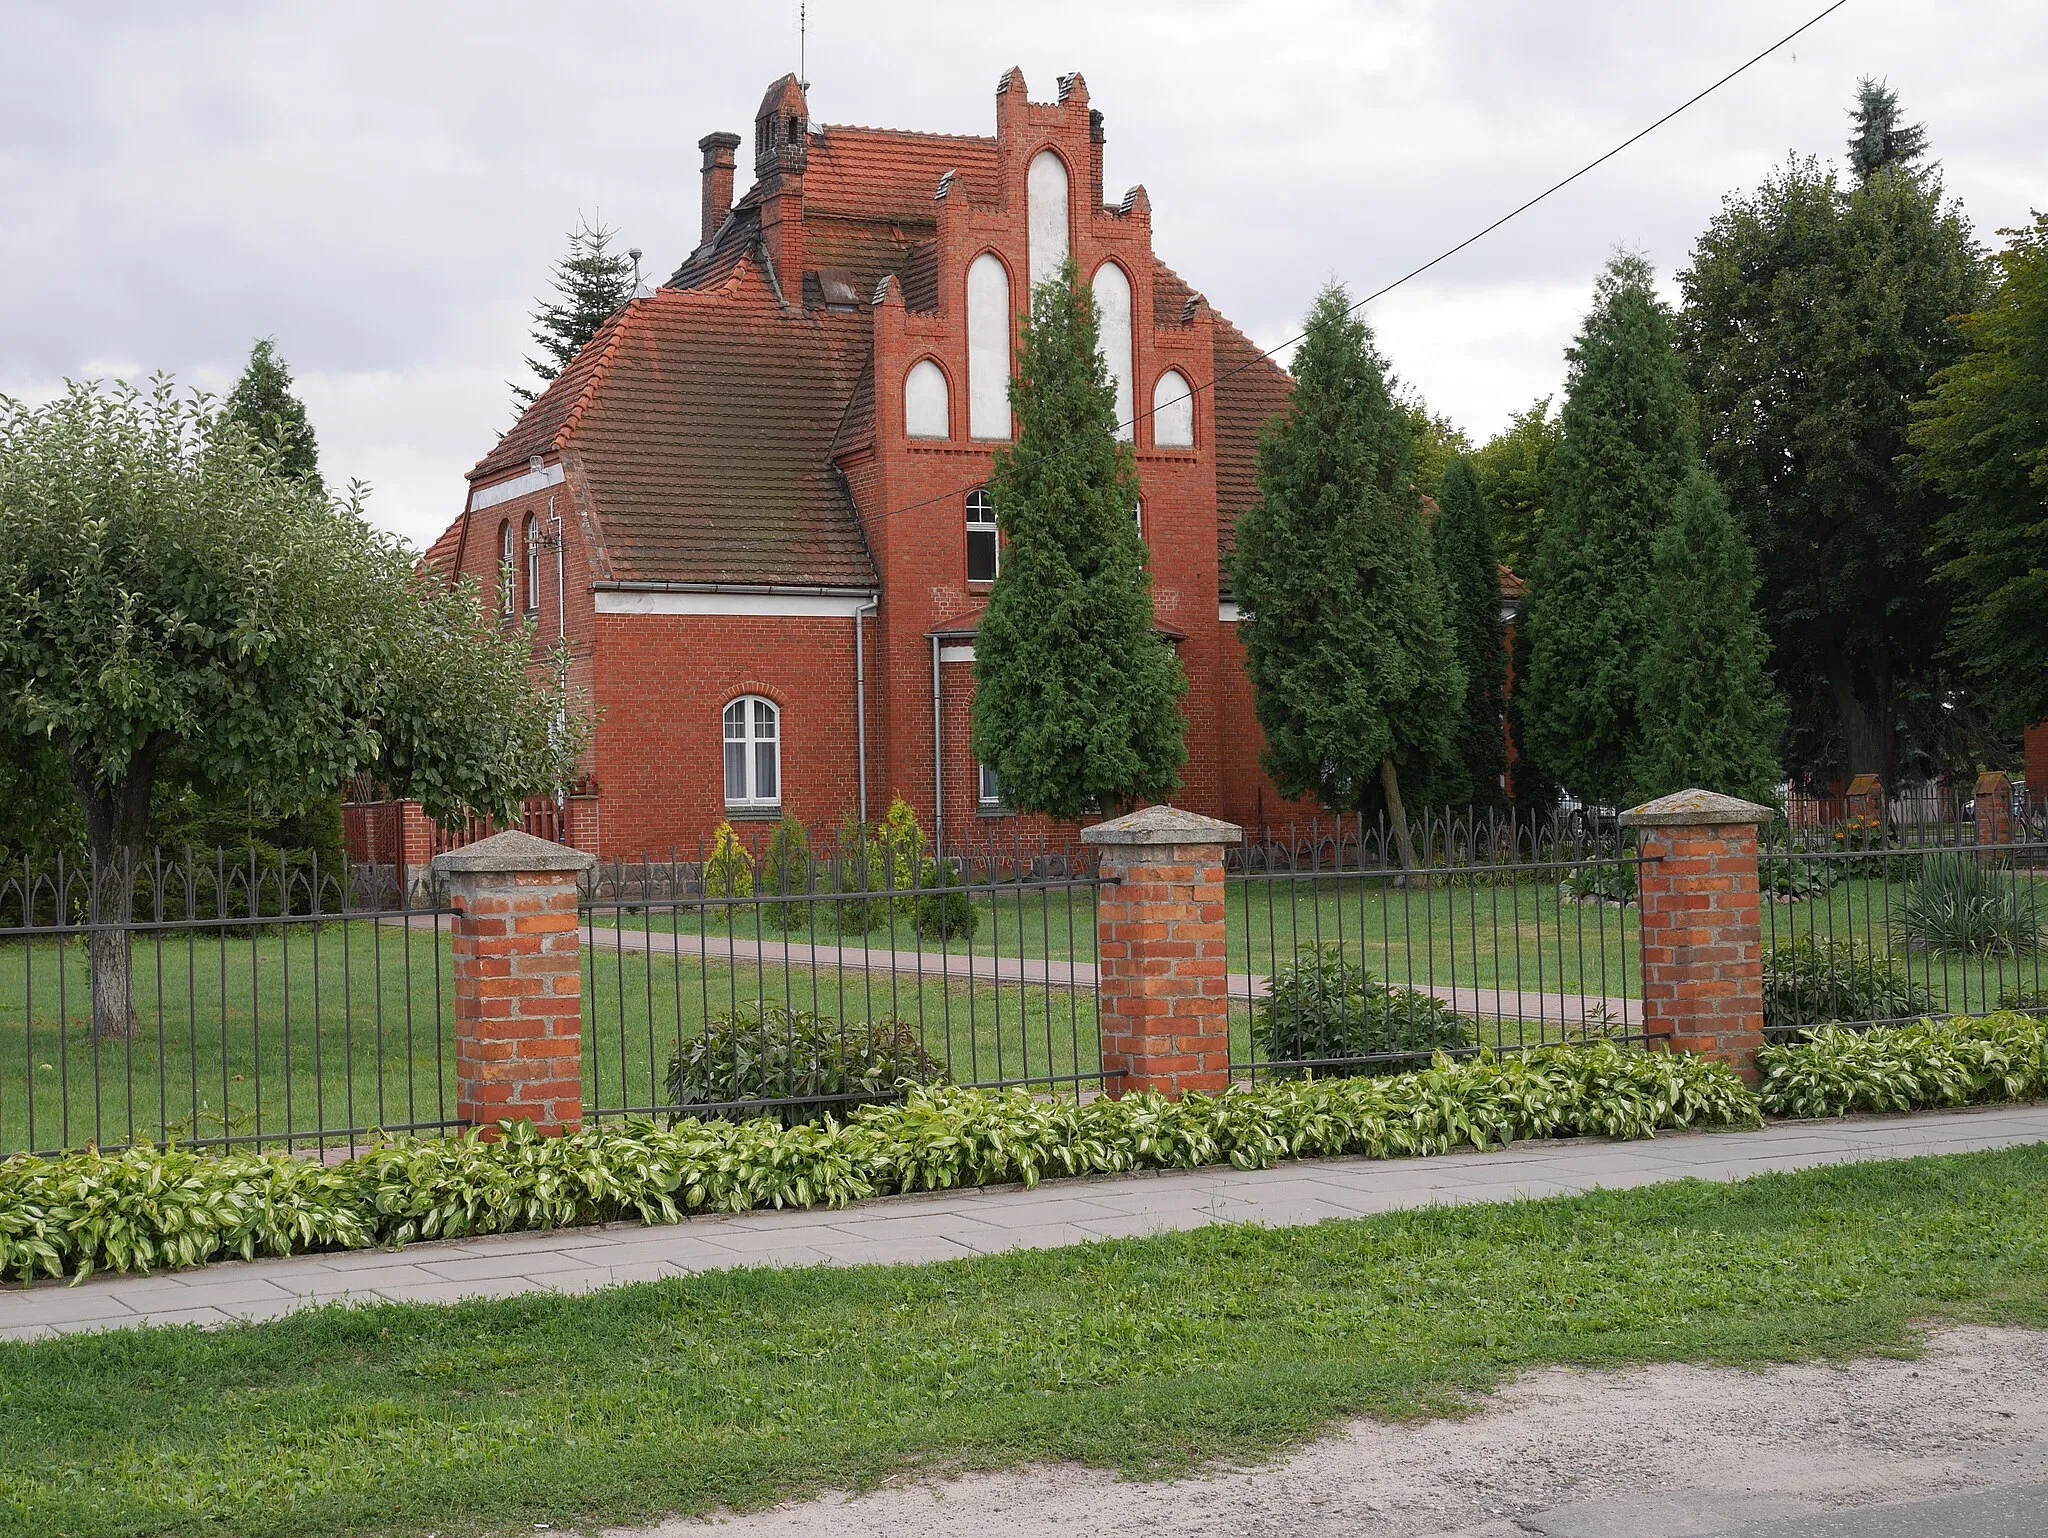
[931,633,945,853]
[853,594,877,826]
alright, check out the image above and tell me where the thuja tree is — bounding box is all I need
[512,217,635,410]
[1631,472,1786,806]
[0,379,589,1039]
[1914,213,2048,733]
[222,337,323,494]
[1521,254,1696,809]
[1679,110,1987,785]
[971,262,1187,818]
[1230,284,1462,871]
[1432,457,1507,810]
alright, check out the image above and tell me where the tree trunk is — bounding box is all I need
[1379,756,1424,887]
[61,735,164,1043]
[1825,649,1891,781]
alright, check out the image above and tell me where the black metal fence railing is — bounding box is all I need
[0,851,456,1159]
[1758,830,2048,1037]
[577,831,1106,1124]
[1226,818,1646,1082]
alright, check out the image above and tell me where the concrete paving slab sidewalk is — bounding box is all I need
[4,1103,2046,1343]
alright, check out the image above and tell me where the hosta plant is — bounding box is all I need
[1761,936,1935,1039]
[1759,1012,2048,1119]
[1252,943,1472,1073]
[664,1004,948,1126]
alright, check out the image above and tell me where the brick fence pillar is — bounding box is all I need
[1618,789,1774,1085]
[432,828,595,1135]
[1081,805,1239,1097]
[1975,770,2016,854]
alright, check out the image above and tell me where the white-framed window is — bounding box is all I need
[723,696,780,808]
[904,358,950,439]
[498,520,515,616]
[1134,499,1145,537]
[978,762,1006,809]
[966,488,998,583]
[1153,369,1195,448]
[523,514,540,613]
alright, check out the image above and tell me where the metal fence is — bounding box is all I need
[577,829,1107,1123]
[0,851,457,1159]
[1226,811,1647,1081]
[1758,825,2048,1036]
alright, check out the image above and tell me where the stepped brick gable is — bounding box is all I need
[427,69,1465,856]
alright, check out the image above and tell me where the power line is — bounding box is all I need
[855,0,1853,536]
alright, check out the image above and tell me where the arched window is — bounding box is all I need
[1093,262,1133,441]
[1133,499,1145,538]
[498,521,515,616]
[966,488,998,582]
[1027,151,1070,292]
[967,254,1012,441]
[1153,369,1195,448]
[904,359,950,440]
[723,697,780,808]
[523,514,540,613]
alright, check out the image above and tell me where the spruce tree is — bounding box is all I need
[1229,284,1463,870]
[222,338,323,494]
[1847,77,1929,181]
[1631,471,1786,806]
[970,261,1187,818]
[1432,457,1507,810]
[1522,254,1696,809]
[512,217,634,409]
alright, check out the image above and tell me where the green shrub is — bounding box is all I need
[1253,943,1472,1072]
[1757,854,1836,901]
[1759,1012,2048,1119]
[913,857,978,942]
[703,821,754,901]
[1761,937,1935,1039]
[1559,861,1637,905]
[1997,984,2048,1017]
[1896,853,2042,955]
[663,1004,948,1126]
[756,817,813,932]
[0,1042,1759,1283]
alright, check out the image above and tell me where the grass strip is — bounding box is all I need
[2,1144,2047,1538]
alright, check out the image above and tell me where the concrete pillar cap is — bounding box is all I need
[1618,789,1776,829]
[430,828,596,875]
[1080,804,1242,846]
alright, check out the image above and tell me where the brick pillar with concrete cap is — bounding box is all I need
[1618,788,1774,1084]
[432,828,596,1135]
[1081,805,1241,1097]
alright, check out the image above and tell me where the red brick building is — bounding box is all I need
[426,69,1321,858]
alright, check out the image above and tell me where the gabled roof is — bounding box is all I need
[1211,312,1295,584]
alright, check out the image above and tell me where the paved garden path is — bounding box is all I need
[574,920,1642,1028]
[5,1102,2043,1341]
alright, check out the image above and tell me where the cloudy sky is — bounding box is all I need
[4,0,2043,547]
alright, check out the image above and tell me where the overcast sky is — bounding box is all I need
[4,0,2043,548]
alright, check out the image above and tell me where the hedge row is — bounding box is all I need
[0,1044,1751,1283]
[1756,1011,2048,1119]
[7,1020,2044,1286]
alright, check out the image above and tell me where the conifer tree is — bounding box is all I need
[1847,77,1929,181]
[512,217,634,409]
[1432,457,1507,810]
[970,262,1187,818]
[1229,284,1463,870]
[1522,254,1696,809]
[222,338,323,494]
[1631,471,1786,806]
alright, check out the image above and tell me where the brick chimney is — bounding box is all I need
[698,131,740,246]
[753,74,809,301]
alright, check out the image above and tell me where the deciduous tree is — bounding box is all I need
[971,263,1187,819]
[1914,213,2048,733]
[0,379,589,1039]
[1679,104,1987,786]
[1470,397,1559,575]
[1229,285,1462,871]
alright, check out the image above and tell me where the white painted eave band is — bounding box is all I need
[468,462,565,513]
[595,589,877,618]
[938,644,976,664]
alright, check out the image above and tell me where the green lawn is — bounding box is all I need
[3,1146,2046,1538]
